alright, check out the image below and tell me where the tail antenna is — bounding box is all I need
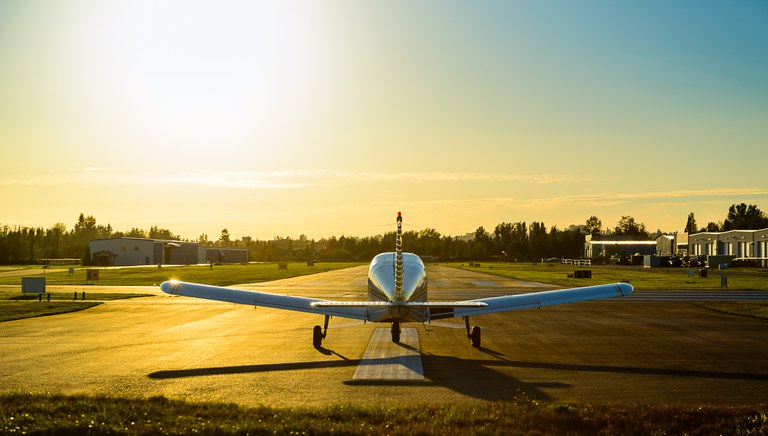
[395,212,403,300]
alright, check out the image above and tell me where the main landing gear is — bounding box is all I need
[464,316,481,348]
[312,315,330,348]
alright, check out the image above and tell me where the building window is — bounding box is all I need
[121,245,126,252]
[134,246,140,251]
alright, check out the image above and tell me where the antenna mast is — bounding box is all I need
[395,212,403,300]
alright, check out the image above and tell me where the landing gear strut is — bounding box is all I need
[464,316,481,348]
[391,321,401,343]
[313,315,330,348]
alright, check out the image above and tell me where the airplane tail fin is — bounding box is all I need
[395,212,403,300]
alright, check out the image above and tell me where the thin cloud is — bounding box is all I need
[0,169,601,188]
[0,170,312,189]
[529,188,768,208]
[330,171,601,184]
[158,175,308,190]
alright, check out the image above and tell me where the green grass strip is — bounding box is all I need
[0,293,152,301]
[0,301,101,323]
[0,393,766,435]
[445,262,768,291]
[0,262,363,286]
[695,302,768,320]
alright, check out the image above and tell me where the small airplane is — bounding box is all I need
[161,212,633,348]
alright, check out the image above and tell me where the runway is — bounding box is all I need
[353,328,424,380]
[1,265,767,406]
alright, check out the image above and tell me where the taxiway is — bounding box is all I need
[1,265,767,406]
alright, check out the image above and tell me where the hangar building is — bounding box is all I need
[89,237,248,266]
[655,233,688,256]
[584,234,657,259]
[688,228,768,261]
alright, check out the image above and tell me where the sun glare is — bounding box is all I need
[63,2,335,169]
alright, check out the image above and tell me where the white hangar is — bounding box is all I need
[688,228,768,267]
[89,237,248,266]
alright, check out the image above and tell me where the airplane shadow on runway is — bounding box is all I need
[147,352,559,401]
[147,349,768,402]
[346,353,567,401]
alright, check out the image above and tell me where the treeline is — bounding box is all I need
[0,214,179,264]
[243,223,587,262]
[2,203,765,264]
[0,214,586,264]
[685,203,768,233]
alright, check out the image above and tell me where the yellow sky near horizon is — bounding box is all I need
[1,1,767,240]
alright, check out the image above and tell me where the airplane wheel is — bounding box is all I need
[312,325,323,348]
[470,326,481,348]
[391,322,401,343]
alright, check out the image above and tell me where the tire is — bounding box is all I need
[312,325,323,348]
[391,322,401,343]
[470,326,481,348]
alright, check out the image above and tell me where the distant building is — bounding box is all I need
[89,237,248,266]
[655,232,688,256]
[584,234,656,259]
[688,228,768,262]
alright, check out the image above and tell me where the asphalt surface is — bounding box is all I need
[1,265,767,406]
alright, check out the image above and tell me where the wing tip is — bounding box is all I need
[160,280,180,295]
[617,282,634,296]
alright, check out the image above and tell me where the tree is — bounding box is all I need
[303,239,315,260]
[584,216,602,236]
[74,213,97,234]
[528,221,548,259]
[39,223,66,259]
[551,225,585,258]
[71,214,113,262]
[474,226,489,242]
[510,222,528,259]
[472,226,492,259]
[722,203,768,230]
[493,222,513,257]
[613,216,648,239]
[125,228,148,238]
[684,213,697,234]
[418,228,441,256]
[219,228,231,247]
[704,222,721,232]
[148,226,177,240]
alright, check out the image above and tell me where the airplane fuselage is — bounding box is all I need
[367,252,428,322]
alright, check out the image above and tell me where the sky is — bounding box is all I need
[1,1,767,241]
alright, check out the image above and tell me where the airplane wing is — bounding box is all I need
[161,280,632,322]
[433,282,634,320]
[160,280,373,321]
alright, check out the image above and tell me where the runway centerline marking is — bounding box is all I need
[353,328,424,380]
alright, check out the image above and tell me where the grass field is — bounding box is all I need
[1,393,766,435]
[4,261,767,290]
[0,262,360,322]
[0,292,153,323]
[3,261,767,323]
[0,292,152,301]
[446,262,768,291]
[2,263,767,432]
[696,301,768,320]
[0,262,363,287]
[0,263,362,323]
[448,262,768,320]
[0,301,102,322]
